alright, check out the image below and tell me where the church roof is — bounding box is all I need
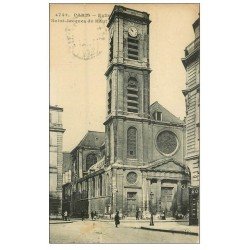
[72,131,105,152]
[150,101,184,124]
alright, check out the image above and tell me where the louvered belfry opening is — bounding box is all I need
[127,77,139,113]
[109,36,113,62]
[108,79,112,114]
[128,37,139,60]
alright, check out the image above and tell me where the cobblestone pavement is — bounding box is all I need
[50,220,198,243]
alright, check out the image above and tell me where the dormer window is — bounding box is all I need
[153,111,162,121]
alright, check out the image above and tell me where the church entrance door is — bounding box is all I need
[161,187,174,217]
[127,192,138,217]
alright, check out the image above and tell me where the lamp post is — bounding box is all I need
[149,192,154,226]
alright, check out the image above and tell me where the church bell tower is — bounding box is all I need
[104,5,151,166]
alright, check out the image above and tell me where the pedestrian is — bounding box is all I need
[94,211,97,220]
[136,210,139,220]
[81,210,84,221]
[114,211,120,228]
[91,211,94,220]
[150,212,154,226]
[64,210,68,221]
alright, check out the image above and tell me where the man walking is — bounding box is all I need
[114,211,120,228]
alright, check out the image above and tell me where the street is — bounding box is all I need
[50,220,198,244]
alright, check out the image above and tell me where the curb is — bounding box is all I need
[50,221,73,224]
[99,220,188,223]
[140,226,198,236]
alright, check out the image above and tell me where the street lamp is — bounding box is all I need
[150,192,154,226]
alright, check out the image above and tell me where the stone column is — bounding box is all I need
[157,179,162,213]
[143,179,151,218]
[79,149,82,178]
[142,174,146,213]
[147,179,151,210]
[112,169,117,215]
[88,179,91,218]
[177,181,182,213]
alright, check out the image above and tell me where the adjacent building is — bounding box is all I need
[182,16,200,225]
[49,105,65,217]
[62,152,72,185]
[63,5,191,219]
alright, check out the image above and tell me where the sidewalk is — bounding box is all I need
[99,217,188,223]
[99,217,198,236]
[140,222,199,236]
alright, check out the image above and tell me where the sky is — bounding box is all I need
[50,3,199,152]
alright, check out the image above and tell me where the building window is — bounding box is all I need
[128,37,139,60]
[153,111,162,121]
[109,36,113,62]
[108,79,112,114]
[127,192,137,199]
[126,172,138,184]
[86,153,97,171]
[127,77,139,113]
[127,127,137,158]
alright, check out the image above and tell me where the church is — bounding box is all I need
[62,5,191,219]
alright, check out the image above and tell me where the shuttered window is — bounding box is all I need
[128,37,139,60]
[127,77,139,113]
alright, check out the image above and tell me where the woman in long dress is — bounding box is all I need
[114,211,120,227]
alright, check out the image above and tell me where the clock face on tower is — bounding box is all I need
[128,26,138,37]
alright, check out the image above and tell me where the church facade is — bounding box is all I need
[62,5,191,219]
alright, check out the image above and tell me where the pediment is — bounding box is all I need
[147,159,188,173]
[153,162,183,172]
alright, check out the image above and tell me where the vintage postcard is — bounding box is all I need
[49,3,200,244]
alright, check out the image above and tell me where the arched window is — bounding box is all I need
[127,77,139,113]
[86,153,97,171]
[127,127,137,158]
